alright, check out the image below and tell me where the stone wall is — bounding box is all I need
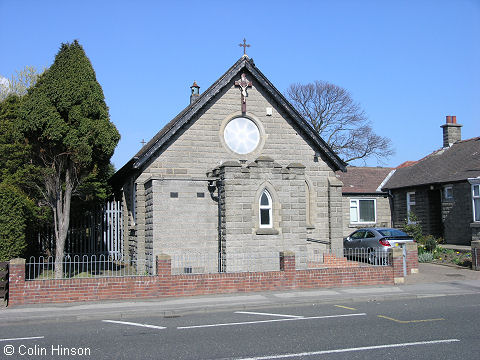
[391,182,474,245]
[328,177,344,249]
[391,187,440,236]
[123,71,341,262]
[442,182,474,245]
[471,224,480,243]
[213,157,308,271]
[145,178,219,274]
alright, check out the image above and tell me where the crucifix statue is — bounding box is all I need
[140,139,146,146]
[235,73,252,114]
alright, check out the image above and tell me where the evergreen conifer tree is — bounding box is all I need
[21,41,120,278]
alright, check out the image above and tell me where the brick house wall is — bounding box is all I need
[391,181,474,244]
[392,187,442,237]
[442,182,474,244]
[341,194,392,237]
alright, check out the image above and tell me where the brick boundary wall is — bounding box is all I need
[406,242,419,275]
[472,240,480,271]
[8,248,417,306]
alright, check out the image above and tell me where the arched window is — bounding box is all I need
[259,190,272,228]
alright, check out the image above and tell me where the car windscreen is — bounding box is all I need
[378,229,409,237]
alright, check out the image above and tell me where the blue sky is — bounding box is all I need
[1,0,479,169]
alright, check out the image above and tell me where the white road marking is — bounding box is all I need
[102,320,166,329]
[0,336,44,342]
[235,311,304,318]
[230,339,460,359]
[177,313,366,329]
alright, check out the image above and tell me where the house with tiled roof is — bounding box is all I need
[336,167,394,237]
[383,116,480,245]
[111,55,347,274]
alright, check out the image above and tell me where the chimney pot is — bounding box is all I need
[441,115,462,147]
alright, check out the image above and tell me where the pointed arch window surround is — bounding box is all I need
[259,190,272,228]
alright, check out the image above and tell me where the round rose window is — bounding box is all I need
[223,117,260,154]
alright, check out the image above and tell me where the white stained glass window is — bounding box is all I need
[350,199,376,223]
[224,117,260,154]
[473,184,480,222]
[259,190,272,228]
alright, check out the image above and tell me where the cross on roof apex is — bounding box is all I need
[239,38,250,56]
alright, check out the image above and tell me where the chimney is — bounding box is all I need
[190,81,200,104]
[440,115,462,147]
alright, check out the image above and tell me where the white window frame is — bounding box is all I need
[473,184,480,222]
[443,185,453,201]
[259,190,273,228]
[407,191,416,224]
[349,198,377,224]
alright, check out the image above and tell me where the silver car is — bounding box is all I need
[343,228,415,265]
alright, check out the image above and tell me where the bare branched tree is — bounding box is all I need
[0,66,43,101]
[286,81,394,163]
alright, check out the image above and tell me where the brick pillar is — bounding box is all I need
[8,258,26,306]
[472,240,480,271]
[280,251,296,288]
[280,251,295,271]
[390,248,404,284]
[156,254,172,276]
[405,243,419,274]
[156,254,172,297]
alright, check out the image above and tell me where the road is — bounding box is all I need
[0,293,479,359]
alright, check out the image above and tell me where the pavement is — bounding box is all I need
[0,262,479,325]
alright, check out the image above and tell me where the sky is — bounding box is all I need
[1,0,479,170]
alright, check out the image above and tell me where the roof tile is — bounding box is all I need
[383,137,480,189]
[336,167,394,193]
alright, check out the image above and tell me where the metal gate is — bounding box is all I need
[36,200,123,259]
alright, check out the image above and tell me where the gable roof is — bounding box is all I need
[336,167,394,194]
[111,56,346,186]
[396,160,418,169]
[383,137,480,190]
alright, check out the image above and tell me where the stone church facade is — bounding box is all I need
[111,55,346,273]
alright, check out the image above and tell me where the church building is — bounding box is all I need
[111,52,346,274]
